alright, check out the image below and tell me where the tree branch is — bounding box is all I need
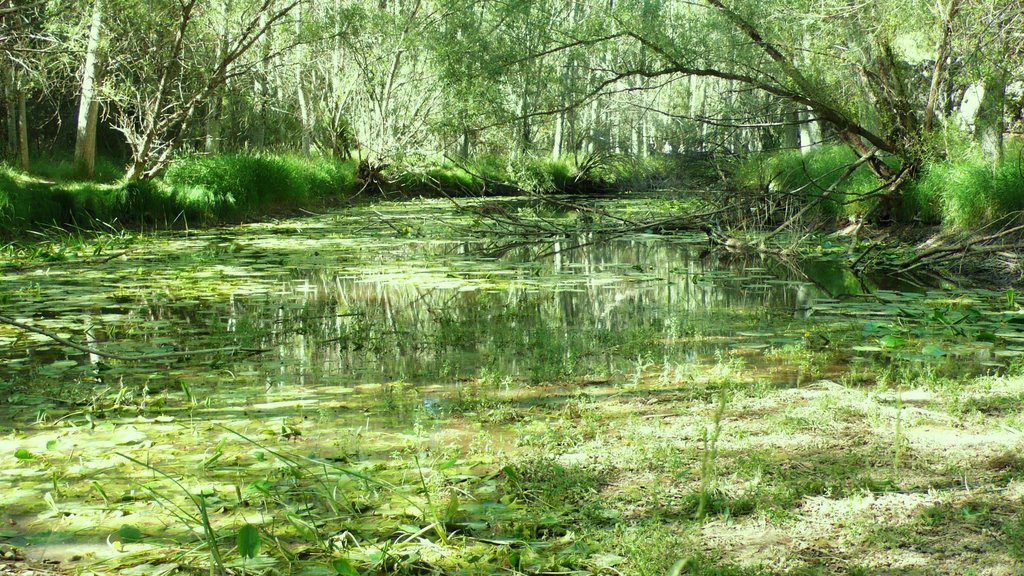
[0,315,269,361]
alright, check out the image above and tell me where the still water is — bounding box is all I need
[0,197,1012,404]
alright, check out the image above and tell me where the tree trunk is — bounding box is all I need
[74,0,103,179]
[924,0,961,132]
[782,107,800,149]
[641,114,649,158]
[518,87,530,156]
[294,3,311,155]
[17,87,28,171]
[976,72,1006,165]
[551,109,563,160]
[585,99,597,154]
[4,74,16,157]
[798,106,820,154]
[206,0,230,153]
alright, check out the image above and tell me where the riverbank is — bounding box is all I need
[4,148,1023,286]
[732,142,1024,229]
[1,153,676,236]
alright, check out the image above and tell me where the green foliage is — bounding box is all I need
[391,155,577,195]
[0,155,359,234]
[586,154,686,189]
[735,145,883,220]
[906,143,1024,229]
[738,140,1024,228]
[1002,510,1024,561]
[29,156,125,184]
[163,154,357,219]
[236,524,261,559]
[505,156,571,193]
[0,162,128,229]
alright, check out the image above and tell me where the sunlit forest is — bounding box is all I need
[3,1,1024,575]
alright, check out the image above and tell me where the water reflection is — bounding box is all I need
[0,200,938,396]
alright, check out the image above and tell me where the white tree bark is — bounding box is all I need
[206,0,231,154]
[74,0,103,178]
[976,72,1006,164]
[799,106,820,154]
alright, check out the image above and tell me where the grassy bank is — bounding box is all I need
[735,142,1024,229]
[0,154,360,233]
[0,153,650,235]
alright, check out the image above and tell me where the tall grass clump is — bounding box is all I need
[390,155,577,195]
[0,162,130,231]
[162,153,357,219]
[30,155,125,183]
[506,156,573,193]
[907,141,1024,229]
[392,159,480,193]
[586,154,681,190]
[0,163,17,213]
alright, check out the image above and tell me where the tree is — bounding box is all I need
[105,0,299,180]
[74,0,103,178]
[1,0,55,169]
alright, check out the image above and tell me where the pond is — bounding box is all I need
[2,197,1023,575]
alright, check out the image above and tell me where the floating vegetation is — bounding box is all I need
[2,198,1024,575]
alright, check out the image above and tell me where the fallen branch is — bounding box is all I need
[895,220,1024,273]
[0,249,135,273]
[0,314,269,361]
[761,148,877,245]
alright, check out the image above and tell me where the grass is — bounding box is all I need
[736,138,1024,228]
[905,148,1024,229]
[0,154,360,234]
[1,151,658,236]
[161,153,358,219]
[392,155,576,195]
[30,155,126,183]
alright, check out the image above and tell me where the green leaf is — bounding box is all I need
[445,494,460,521]
[508,551,521,571]
[45,440,59,451]
[879,335,907,349]
[237,524,261,559]
[668,558,695,575]
[331,559,360,576]
[14,448,33,460]
[921,344,946,358]
[118,524,143,542]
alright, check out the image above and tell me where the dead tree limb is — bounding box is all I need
[0,314,268,361]
[894,219,1024,273]
[760,148,878,245]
